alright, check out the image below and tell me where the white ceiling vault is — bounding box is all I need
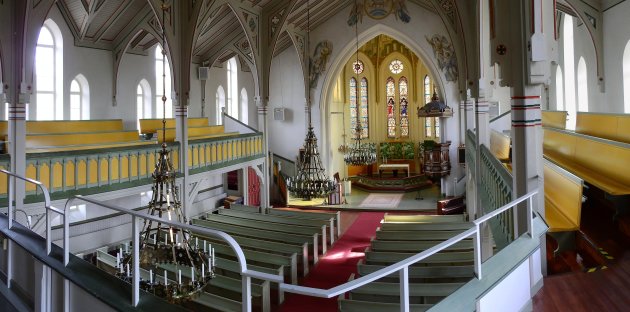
[54,0,444,67]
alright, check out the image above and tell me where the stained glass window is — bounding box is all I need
[353,60,364,75]
[399,77,409,137]
[360,77,368,138]
[424,75,432,136]
[386,77,396,138]
[349,77,358,137]
[435,117,441,138]
[389,59,403,74]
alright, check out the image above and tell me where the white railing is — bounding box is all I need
[272,189,538,312]
[0,169,68,279]
[64,195,283,310]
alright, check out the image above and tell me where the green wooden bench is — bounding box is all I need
[382,214,466,223]
[192,218,320,264]
[194,231,310,275]
[349,280,464,303]
[212,257,286,303]
[204,212,326,254]
[194,292,242,312]
[365,251,474,265]
[197,237,298,284]
[375,229,467,241]
[229,203,261,213]
[357,262,474,280]
[338,297,432,311]
[379,222,473,232]
[266,208,341,238]
[218,208,334,245]
[369,239,473,252]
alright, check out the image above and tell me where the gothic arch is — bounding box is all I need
[319,24,447,171]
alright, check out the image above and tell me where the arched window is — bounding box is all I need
[240,88,249,124]
[623,41,630,113]
[577,57,588,112]
[386,77,396,138]
[563,15,576,129]
[424,75,432,137]
[136,79,151,131]
[216,86,225,125]
[555,66,565,110]
[36,21,63,120]
[70,74,89,120]
[399,76,409,137]
[227,57,239,119]
[349,77,358,137]
[359,77,368,138]
[155,45,172,119]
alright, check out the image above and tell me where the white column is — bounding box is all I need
[242,167,249,206]
[175,105,189,218]
[256,97,270,209]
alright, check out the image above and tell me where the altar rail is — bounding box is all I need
[0,133,263,202]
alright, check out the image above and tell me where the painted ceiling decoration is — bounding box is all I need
[309,40,333,88]
[426,34,458,82]
[438,0,456,25]
[347,0,411,26]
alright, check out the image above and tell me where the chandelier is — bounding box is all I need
[286,0,336,201]
[344,123,377,166]
[343,0,377,167]
[115,1,213,302]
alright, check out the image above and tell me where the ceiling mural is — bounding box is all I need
[348,0,411,26]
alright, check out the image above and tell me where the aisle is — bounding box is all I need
[279,212,385,312]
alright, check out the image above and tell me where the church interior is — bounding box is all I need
[0,0,630,311]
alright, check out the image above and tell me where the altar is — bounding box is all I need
[378,163,410,177]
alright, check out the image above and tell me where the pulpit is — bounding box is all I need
[422,141,451,178]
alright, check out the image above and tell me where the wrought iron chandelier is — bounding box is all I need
[115,2,213,302]
[287,0,336,201]
[344,5,377,167]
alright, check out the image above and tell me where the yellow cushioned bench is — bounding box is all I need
[157,126,237,143]
[490,130,510,162]
[13,130,152,153]
[542,111,567,129]
[576,112,630,144]
[543,127,630,196]
[543,160,583,232]
[139,117,209,134]
[0,119,125,136]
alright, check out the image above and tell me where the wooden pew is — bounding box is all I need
[19,130,152,153]
[192,218,321,264]
[542,110,568,129]
[543,127,630,197]
[490,130,511,162]
[365,250,474,265]
[204,212,328,254]
[139,117,209,134]
[229,203,261,213]
[267,208,341,239]
[543,160,584,255]
[0,119,125,136]
[218,208,335,245]
[212,257,286,303]
[369,239,473,252]
[348,280,465,304]
[338,297,432,312]
[357,262,474,281]
[382,214,466,223]
[379,222,473,232]
[375,229,467,241]
[575,112,630,144]
[156,126,238,143]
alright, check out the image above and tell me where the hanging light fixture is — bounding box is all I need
[286,0,336,201]
[116,1,213,302]
[344,1,377,167]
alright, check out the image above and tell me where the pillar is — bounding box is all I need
[175,105,189,218]
[256,96,270,209]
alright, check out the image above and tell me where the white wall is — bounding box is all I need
[603,0,630,113]
[268,47,306,161]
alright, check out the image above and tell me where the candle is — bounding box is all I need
[149,270,153,284]
[195,237,198,248]
[164,270,168,285]
[212,248,215,267]
[119,247,123,257]
[116,253,120,267]
[125,243,128,253]
[126,263,130,277]
[191,267,195,282]
[153,234,156,245]
[203,241,207,252]
[178,270,182,284]
[202,263,205,278]
[120,263,124,273]
[208,257,212,272]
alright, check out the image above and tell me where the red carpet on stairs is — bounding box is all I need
[279,212,386,312]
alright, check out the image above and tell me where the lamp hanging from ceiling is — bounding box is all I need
[286,0,336,201]
[115,1,214,303]
[344,0,377,167]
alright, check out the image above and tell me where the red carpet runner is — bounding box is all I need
[279,212,386,312]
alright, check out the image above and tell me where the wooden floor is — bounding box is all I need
[533,251,630,311]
